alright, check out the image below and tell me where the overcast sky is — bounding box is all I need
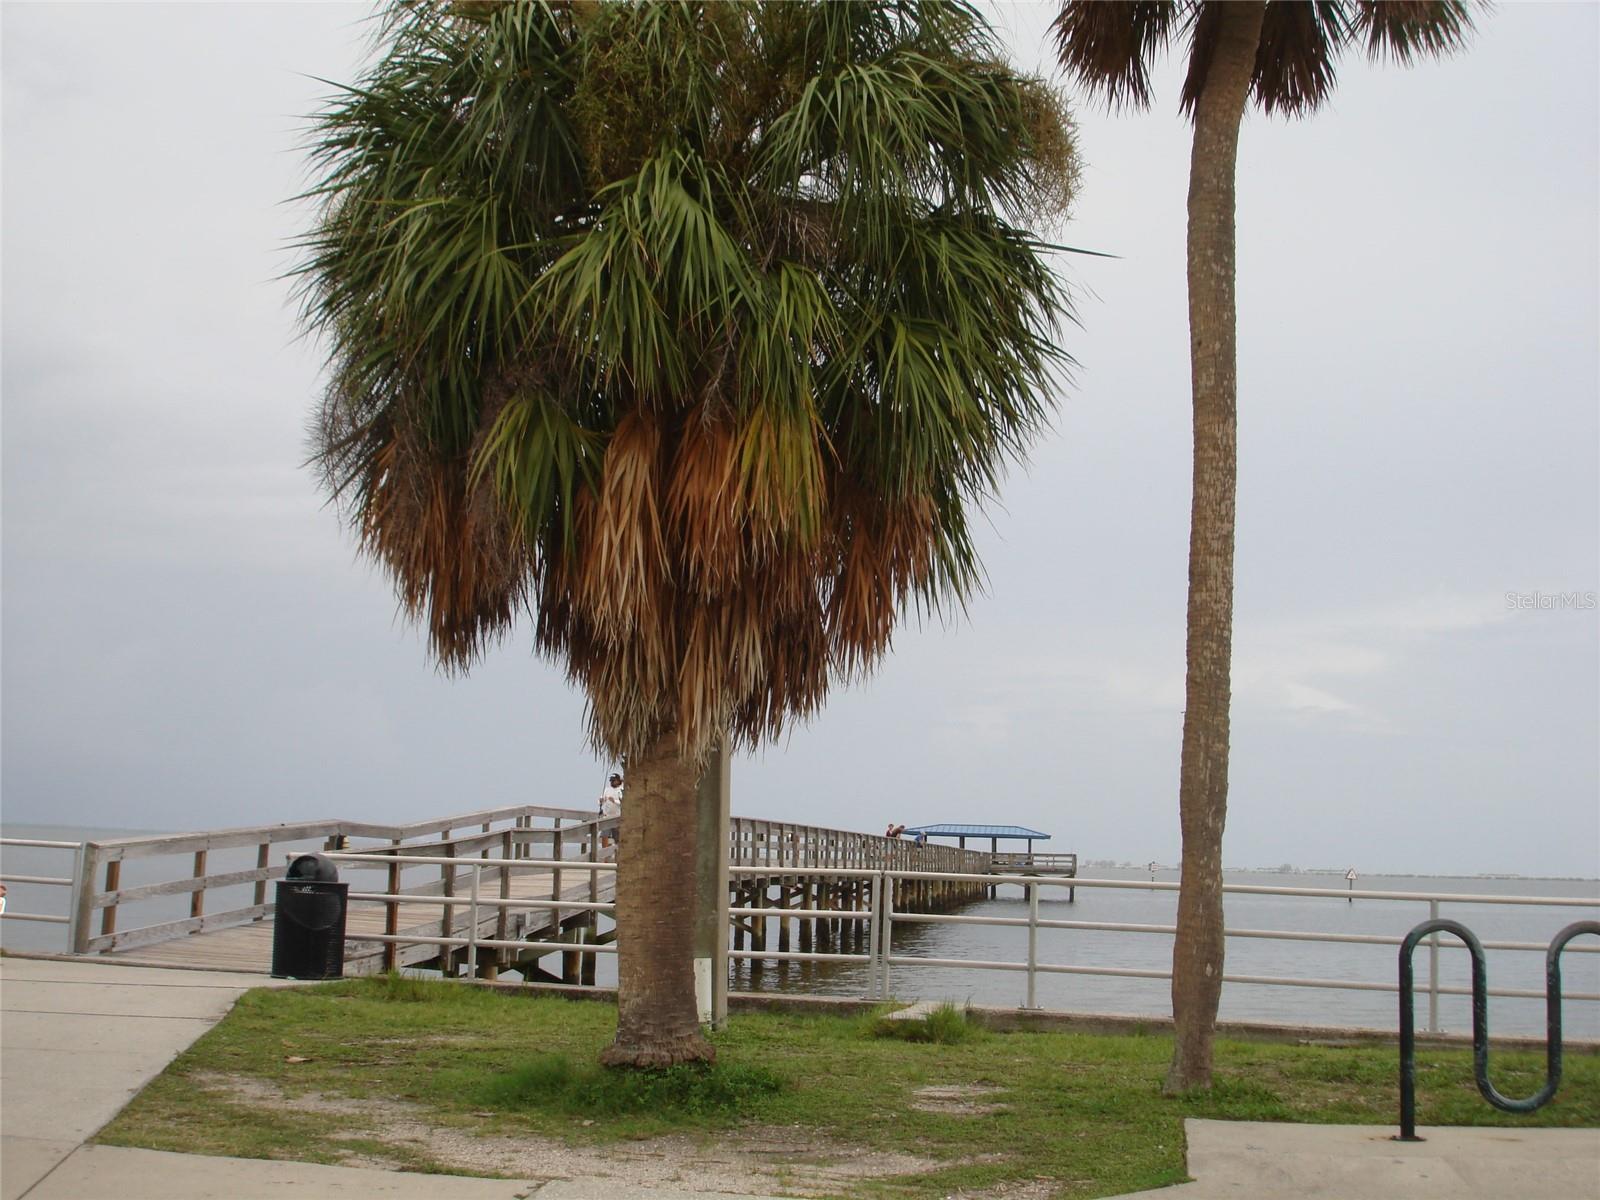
[3,2,1595,878]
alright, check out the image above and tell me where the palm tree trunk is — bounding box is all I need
[600,728,716,1069]
[1167,0,1265,1096]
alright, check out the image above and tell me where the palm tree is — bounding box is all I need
[1051,0,1476,1092]
[299,0,1078,1068]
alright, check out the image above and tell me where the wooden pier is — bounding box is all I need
[59,807,1006,981]
[727,819,993,961]
[68,807,617,982]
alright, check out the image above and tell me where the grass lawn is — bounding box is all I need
[99,975,1600,1199]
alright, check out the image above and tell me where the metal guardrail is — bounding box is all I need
[11,827,1597,1039]
[727,868,1600,1027]
[325,850,617,979]
[0,839,83,927]
[1396,918,1600,1140]
[286,860,1600,1028]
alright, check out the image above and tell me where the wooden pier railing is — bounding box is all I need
[70,805,600,959]
[63,808,1009,979]
[990,851,1078,874]
[730,817,990,874]
[727,817,995,963]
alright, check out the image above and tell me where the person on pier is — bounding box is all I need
[599,772,624,849]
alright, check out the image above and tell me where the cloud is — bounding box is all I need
[1232,593,1514,729]
[965,591,1516,733]
[1278,682,1359,715]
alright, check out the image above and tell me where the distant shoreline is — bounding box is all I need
[1019,860,1600,884]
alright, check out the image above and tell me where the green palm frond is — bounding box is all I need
[299,0,1081,761]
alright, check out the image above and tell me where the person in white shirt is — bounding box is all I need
[599,772,624,848]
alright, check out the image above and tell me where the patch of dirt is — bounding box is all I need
[940,1181,1068,1200]
[910,1084,1010,1116]
[188,1073,939,1197]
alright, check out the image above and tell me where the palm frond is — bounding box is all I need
[300,0,1082,762]
[1351,0,1478,64]
[1251,1,1345,115]
[1177,1,1222,117]
[1058,0,1480,122]
[1051,1,1177,111]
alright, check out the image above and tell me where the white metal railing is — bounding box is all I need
[726,868,1600,1034]
[324,850,616,979]
[18,824,1594,1037]
[0,839,84,927]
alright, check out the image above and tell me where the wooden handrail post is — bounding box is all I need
[496,831,511,946]
[583,823,600,986]
[71,843,100,954]
[440,834,457,974]
[190,850,207,921]
[384,842,401,972]
[253,842,269,913]
[101,859,121,939]
[552,819,564,915]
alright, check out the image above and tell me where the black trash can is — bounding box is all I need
[271,853,348,979]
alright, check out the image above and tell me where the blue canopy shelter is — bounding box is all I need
[902,823,1051,855]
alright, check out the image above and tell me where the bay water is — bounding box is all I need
[733,867,1600,1039]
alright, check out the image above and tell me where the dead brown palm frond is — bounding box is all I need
[1166,0,1479,119]
[823,485,937,678]
[677,600,742,753]
[571,605,676,759]
[1176,1,1223,117]
[756,539,823,627]
[723,595,831,752]
[1051,1,1177,111]
[1353,0,1477,64]
[577,412,668,641]
[664,413,745,599]
[360,420,529,671]
[1252,0,1342,115]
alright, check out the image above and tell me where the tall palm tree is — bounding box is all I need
[299,0,1078,1067]
[1051,0,1476,1092]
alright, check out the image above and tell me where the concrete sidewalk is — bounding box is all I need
[0,956,783,1200]
[2,955,1596,1200]
[1115,1119,1600,1198]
